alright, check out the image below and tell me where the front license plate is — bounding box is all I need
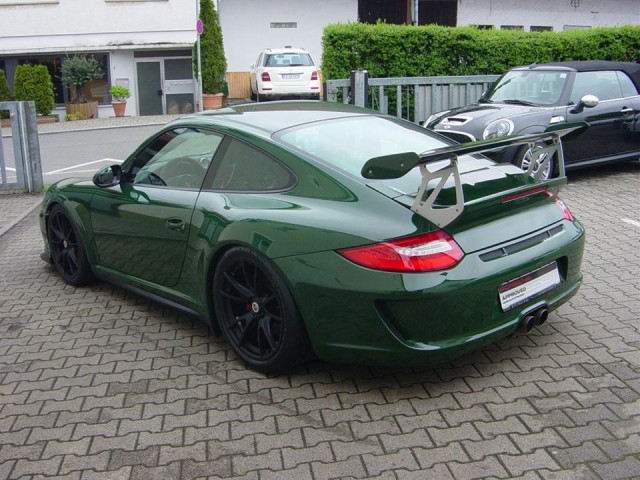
[281,74,300,80]
[498,262,561,311]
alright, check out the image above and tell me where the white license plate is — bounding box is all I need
[281,74,300,80]
[498,262,561,311]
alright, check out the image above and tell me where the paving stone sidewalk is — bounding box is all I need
[0,193,42,237]
[0,162,638,479]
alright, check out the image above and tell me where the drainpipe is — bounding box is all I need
[414,0,419,25]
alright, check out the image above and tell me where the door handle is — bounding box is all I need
[165,217,186,233]
[620,107,634,114]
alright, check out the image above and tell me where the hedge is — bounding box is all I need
[14,64,55,116]
[0,69,9,119]
[322,23,640,80]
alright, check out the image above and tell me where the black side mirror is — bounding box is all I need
[93,164,122,188]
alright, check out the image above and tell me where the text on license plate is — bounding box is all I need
[281,74,300,80]
[498,262,561,311]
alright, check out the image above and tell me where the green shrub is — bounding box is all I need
[194,0,227,94]
[322,23,640,79]
[0,69,10,119]
[13,64,55,116]
[64,112,86,121]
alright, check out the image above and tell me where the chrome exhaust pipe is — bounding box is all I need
[534,307,549,326]
[519,314,536,333]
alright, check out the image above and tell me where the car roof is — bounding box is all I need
[262,47,309,54]
[511,60,640,89]
[170,101,376,137]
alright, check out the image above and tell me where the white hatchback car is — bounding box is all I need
[250,47,320,101]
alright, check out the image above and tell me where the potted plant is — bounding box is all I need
[61,54,104,119]
[109,85,130,117]
[195,0,227,109]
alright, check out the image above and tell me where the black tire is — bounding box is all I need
[250,89,257,101]
[212,247,311,373]
[47,204,95,286]
[514,142,555,180]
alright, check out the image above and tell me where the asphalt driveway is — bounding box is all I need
[0,161,638,479]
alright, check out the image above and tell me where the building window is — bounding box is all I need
[531,26,553,32]
[500,25,524,30]
[563,25,591,30]
[270,22,297,29]
[0,0,58,4]
[474,25,494,30]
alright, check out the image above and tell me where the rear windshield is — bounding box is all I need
[265,53,314,67]
[277,116,448,178]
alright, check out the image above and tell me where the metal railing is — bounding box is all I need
[0,101,43,193]
[325,71,501,124]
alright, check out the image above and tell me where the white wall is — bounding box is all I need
[457,0,640,31]
[0,0,196,54]
[218,0,358,72]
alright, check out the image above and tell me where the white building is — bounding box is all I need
[1,0,638,119]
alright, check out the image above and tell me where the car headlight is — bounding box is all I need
[482,118,514,139]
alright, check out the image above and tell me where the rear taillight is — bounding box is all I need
[337,231,464,273]
[261,72,271,82]
[502,186,547,203]
[554,196,574,221]
[311,71,318,81]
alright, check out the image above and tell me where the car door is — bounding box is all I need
[563,70,640,164]
[90,127,223,287]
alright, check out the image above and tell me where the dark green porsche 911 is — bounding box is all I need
[40,102,585,372]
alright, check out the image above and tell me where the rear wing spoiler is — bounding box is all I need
[361,122,587,228]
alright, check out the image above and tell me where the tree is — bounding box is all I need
[61,54,104,103]
[13,64,55,116]
[194,0,227,94]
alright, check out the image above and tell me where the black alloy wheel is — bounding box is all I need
[47,204,95,286]
[213,247,310,372]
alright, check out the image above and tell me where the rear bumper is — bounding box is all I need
[275,218,585,366]
[258,84,320,98]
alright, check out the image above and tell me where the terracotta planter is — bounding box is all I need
[203,93,225,110]
[111,101,127,117]
[65,101,98,120]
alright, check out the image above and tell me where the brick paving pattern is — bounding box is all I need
[0,161,638,479]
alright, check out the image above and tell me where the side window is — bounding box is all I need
[617,71,639,97]
[129,128,223,189]
[570,71,621,103]
[208,139,294,191]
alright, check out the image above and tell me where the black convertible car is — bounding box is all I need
[426,61,640,178]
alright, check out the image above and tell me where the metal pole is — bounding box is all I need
[196,0,203,112]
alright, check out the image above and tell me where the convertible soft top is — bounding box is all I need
[513,60,640,90]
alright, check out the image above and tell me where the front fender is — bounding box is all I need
[41,181,98,266]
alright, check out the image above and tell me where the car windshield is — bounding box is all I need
[485,70,569,106]
[265,53,314,67]
[277,116,447,178]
